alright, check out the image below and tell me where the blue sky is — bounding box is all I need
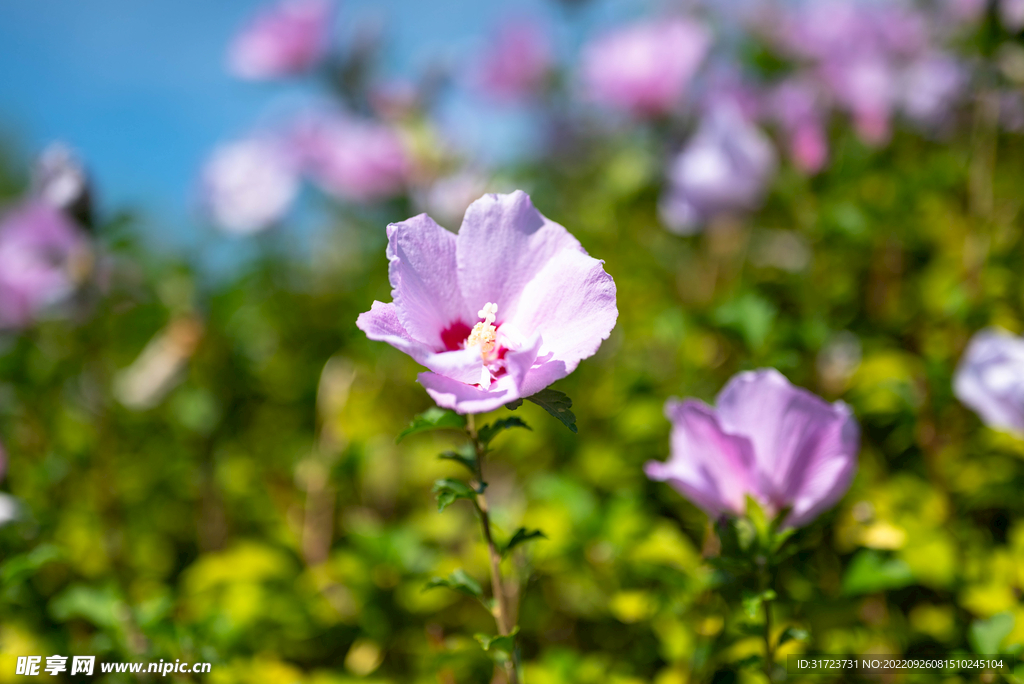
[0,0,647,253]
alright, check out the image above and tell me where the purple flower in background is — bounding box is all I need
[953,328,1024,434]
[294,113,410,203]
[769,79,829,173]
[581,18,711,117]
[1002,0,1024,31]
[228,0,333,80]
[357,191,617,414]
[0,202,90,330]
[659,104,776,234]
[476,19,553,102]
[646,369,859,528]
[899,53,965,127]
[201,137,299,235]
[823,55,896,145]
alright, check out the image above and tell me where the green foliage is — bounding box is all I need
[396,407,466,443]
[475,626,519,664]
[425,569,484,601]
[970,613,1015,654]
[432,478,478,512]
[501,527,546,557]
[522,389,577,434]
[477,417,531,448]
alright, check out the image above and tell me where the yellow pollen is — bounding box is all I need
[466,302,498,356]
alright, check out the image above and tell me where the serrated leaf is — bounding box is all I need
[475,626,520,663]
[505,399,524,410]
[438,445,477,474]
[526,388,577,433]
[432,478,477,512]
[396,407,467,443]
[777,626,810,647]
[424,569,483,600]
[502,527,546,557]
[478,417,531,447]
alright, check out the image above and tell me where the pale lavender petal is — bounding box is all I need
[228,0,333,79]
[784,411,859,527]
[356,301,484,385]
[507,248,617,375]
[954,328,1024,434]
[646,399,757,517]
[455,191,583,325]
[715,368,857,515]
[386,214,473,349]
[419,371,518,414]
[355,301,438,362]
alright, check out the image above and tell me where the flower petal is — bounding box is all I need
[953,327,1024,434]
[784,411,859,527]
[456,191,584,324]
[645,399,757,517]
[715,368,858,517]
[357,301,484,384]
[387,214,473,349]
[419,372,517,414]
[507,248,617,374]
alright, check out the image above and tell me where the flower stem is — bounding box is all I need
[466,414,521,684]
[761,559,776,684]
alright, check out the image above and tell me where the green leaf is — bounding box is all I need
[478,417,531,448]
[396,407,467,443]
[432,478,477,512]
[742,589,777,619]
[970,612,1015,654]
[475,626,520,663]
[505,399,524,410]
[438,444,477,474]
[733,654,765,670]
[841,550,914,595]
[712,292,777,351]
[777,626,810,648]
[526,389,577,434]
[502,527,546,557]
[1,544,63,587]
[424,569,484,600]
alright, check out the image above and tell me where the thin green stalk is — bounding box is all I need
[466,414,522,684]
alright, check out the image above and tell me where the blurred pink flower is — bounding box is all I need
[477,19,553,101]
[659,103,776,234]
[1002,0,1024,31]
[228,0,333,80]
[201,137,299,234]
[769,79,828,173]
[954,328,1024,435]
[294,113,410,203]
[945,0,987,25]
[823,55,896,145]
[646,369,859,528]
[357,191,617,414]
[581,18,711,116]
[0,202,91,330]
